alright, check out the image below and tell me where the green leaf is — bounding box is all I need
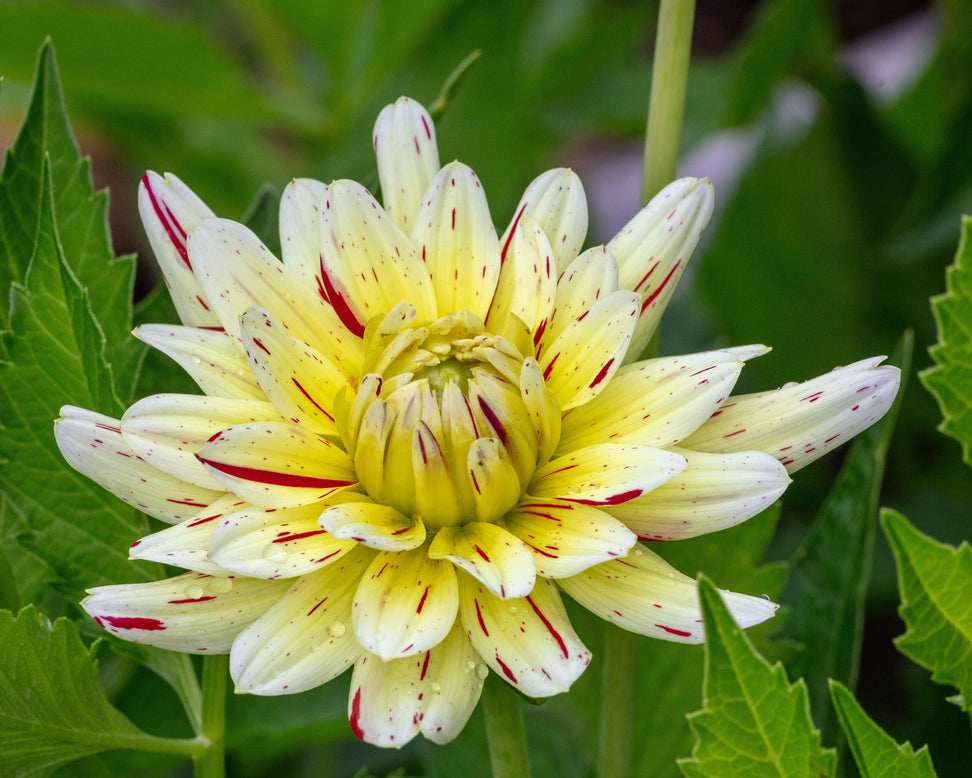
[0,606,148,777]
[829,680,937,778]
[0,41,142,400]
[777,332,912,743]
[241,183,282,257]
[881,509,972,711]
[921,216,972,466]
[679,576,836,778]
[0,157,152,597]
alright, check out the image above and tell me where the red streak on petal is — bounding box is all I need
[320,258,365,337]
[420,650,432,680]
[526,594,569,658]
[634,261,659,293]
[312,550,342,564]
[495,653,517,684]
[94,422,121,433]
[477,397,507,446]
[474,544,491,562]
[308,597,328,616]
[143,173,191,270]
[655,624,692,637]
[722,429,746,438]
[292,378,336,422]
[526,542,558,559]
[167,498,209,508]
[252,337,271,356]
[188,513,221,527]
[167,596,217,604]
[589,358,615,389]
[417,586,430,614]
[420,115,432,139]
[350,687,366,740]
[96,615,166,631]
[501,204,527,265]
[475,599,489,636]
[197,456,353,490]
[641,260,680,313]
[568,488,643,506]
[273,529,328,544]
[390,526,412,536]
[542,353,559,381]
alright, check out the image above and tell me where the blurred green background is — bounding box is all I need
[2,0,971,775]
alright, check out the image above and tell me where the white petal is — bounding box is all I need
[319,500,426,551]
[499,168,588,273]
[459,576,590,698]
[55,406,223,524]
[374,96,441,233]
[134,324,265,401]
[279,177,329,285]
[348,624,482,747]
[681,357,901,472]
[429,523,535,600]
[544,245,619,349]
[558,544,777,643]
[352,549,459,660]
[82,571,288,653]
[604,448,789,540]
[230,546,373,694]
[138,171,219,327]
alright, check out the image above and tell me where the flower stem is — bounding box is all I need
[193,655,228,778]
[596,626,639,778]
[482,676,531,778]
[642,0,698,205]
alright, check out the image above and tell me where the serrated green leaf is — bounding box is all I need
[777,332,911,743]
[0,606,150,777]
[679,576,836,778]
[921,216,972,466]
[881,509,972,711]
[829,681,937,778]
[0,41,143,400]
[0,157,153,597]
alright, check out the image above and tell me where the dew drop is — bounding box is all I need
[185,585,204,599]
[327,621,346,638]
[375,631,386,642]
[431,682,441,693]
[311,643,323,653]
[208,577,233,594]
[382,594,393,603]
[262,544,287,563]
[465,660,476,672]
[476,664,488,680]
[190,355,202,365]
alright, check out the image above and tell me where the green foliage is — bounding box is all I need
[882,509,972,712]
[679,577,836,778]
[922,216,972,466]
[777,333,911,743]
[829,681,937,778]
[0,606,150,777]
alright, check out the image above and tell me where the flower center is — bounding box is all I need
[337,307,560,530]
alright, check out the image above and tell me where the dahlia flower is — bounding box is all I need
[55,96,899,747]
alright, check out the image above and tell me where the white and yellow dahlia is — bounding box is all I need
[55,96,899,747]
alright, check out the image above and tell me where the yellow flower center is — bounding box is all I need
[336,307,559,530]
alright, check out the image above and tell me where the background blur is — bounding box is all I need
[2,0,970,775]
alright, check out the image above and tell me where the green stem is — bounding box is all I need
[194,655,228,778]
[482,676,531,778]
[598,3,698,777]
[641,0,698,205]
[596,626,639,778]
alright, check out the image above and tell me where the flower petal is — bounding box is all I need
[129,495,247,574]
[353,549,459,660]
[279,177,329,288]
[320,179,436,331]
[459,576,590,697]
[412,162,500,320]
[134,324,265,401]
[499,498,636,578]
[187,218,363,374]
[83,571,288,653]
[240,307,346,436]
[680,357,901,472]
[500,168,588,273]
[530,443,687,506]
[348,624,482,747]
[557,544,777,643]
[196,421,356,508]
[607,177,714,361]
[373,96,441,233]
[138,171,219,327]
[230,547,373,694]
[319,499,426,551]
[543,245,619,350]
[604,448,789,540]
[557,349,759,454]
[208,501,357,579]
[121,394,284,490]
[55,406,223,524]
[429,522,535,600]
[539,290,639,410]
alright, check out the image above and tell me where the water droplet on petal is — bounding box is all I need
[263,544,287,563]
[382,594,392,603]
[185,585,204,599]
[311,643,323,653]
[476,664,488,680]
[465,660,476,672]
[431,682,441,693]
[327,621,346,638]
[375,631,386,642]
[190,355,202,365]
[208,577,233,594]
